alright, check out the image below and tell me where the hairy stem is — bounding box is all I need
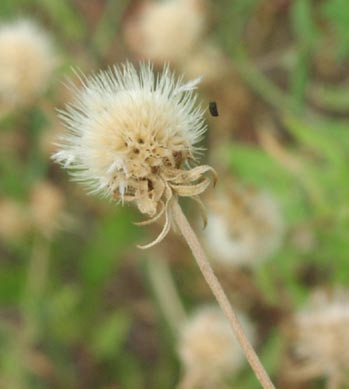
[172,200,275,389]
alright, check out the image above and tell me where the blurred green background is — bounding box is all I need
[1,0,349,388]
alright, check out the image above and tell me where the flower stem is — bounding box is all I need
[146,256,187,334]
[172,200,275,389]
[327,374,341,389]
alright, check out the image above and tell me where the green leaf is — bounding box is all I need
[80,208,139,289]
[226,143,299,197]
[322,0,349,59]
[308,82,349,113]
[284,115,346,170]
[92,0,129,58]
[49,285,81,318]
[260,331,284,374]
[217,0,261,47]
[0,265,25,304]
[90,311,131,360]
[46,285,82,343]
[117,354,144,389]
[290,0,318,111]
[39,0,86,44]
[291,0,318,47]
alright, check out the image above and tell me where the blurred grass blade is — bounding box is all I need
[40,0,86,43]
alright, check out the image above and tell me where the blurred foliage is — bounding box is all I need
[0,0,349,388]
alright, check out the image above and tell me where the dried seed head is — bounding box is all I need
[203,186,283,268]
[288,289,349,385]
[0,19,56,107]
[178,306,255,387]
[124,0,207,64]
[52,62,215,247]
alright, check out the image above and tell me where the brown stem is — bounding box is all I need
[327,374,341,389]
[172,200,275,389]
[147,257,187,334]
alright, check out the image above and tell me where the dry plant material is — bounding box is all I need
[53,62,215,247]
[0,19,56,108]
[204,185,284,268]
[178,306,255,388]
[52,62,275,389]
[123,0,207,64]
[287,289,349,388]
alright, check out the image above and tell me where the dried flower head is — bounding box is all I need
[124,0,207,64]
[52,62,215,247]
[288,289,349,386]
[0,19,56,107]
[178,306,255,387]
[203,186,283,268]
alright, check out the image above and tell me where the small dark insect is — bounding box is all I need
[209,101,219,117]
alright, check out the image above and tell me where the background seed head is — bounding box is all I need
[290,289,349,381]
[203,186,284,268]
[0,19,56,107]
[124,0,207,64]
[178,305,256,386]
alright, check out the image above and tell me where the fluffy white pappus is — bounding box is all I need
[52,62,215,247]
[203,186,284,268]
[0,19,56,106]
[290,289,349,385]
[124,0,207,64]
[178,306,255,387]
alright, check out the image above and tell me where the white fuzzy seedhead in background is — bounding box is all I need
[0,19,56,107]
[204,186,284,268]
[178,306,256,388]
[124,0,207,64]
[289,289,349,387]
